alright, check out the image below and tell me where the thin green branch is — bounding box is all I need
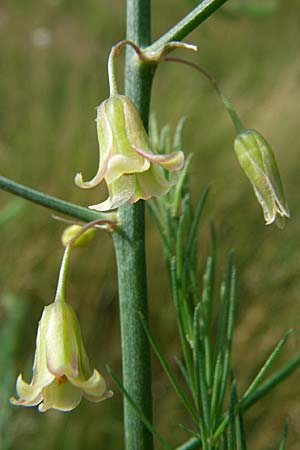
[139,313,198,423]
[175,437,203,450]
[177,354,300,450]
[233,383,247,450]
[213,332,294,440]
[0,176,114,223]
[170,258,195,394]
[242,330,292,401]
[147,0,228,53]
[278,419,289,450]
[227,378,236,450]
[241,354,300,411]
[147,200,172,258]
[185,185,210,259]
[218,267,236,416]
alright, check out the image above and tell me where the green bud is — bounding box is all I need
[61,225,96,247]
[234,129,290,228]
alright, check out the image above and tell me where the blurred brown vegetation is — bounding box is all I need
[1,0,300,449]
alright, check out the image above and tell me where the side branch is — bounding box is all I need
[147,0,228,53]
[0,176,112,223]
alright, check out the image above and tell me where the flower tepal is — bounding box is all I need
[234,129,290,228]
[10,301,113,412]
[75,94,184,211]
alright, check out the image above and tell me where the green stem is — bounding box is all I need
[111,1,154,450]
[108,46,119,95]
[54,244,72,303]
[147,0,228,53]
[0,176,113,223]
[175,438,203,450]
[108,40,145,96]
[163,57,244,132]
[55,218,116,303]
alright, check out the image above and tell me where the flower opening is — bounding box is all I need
[10,301,112,412]
[75,94,184,211]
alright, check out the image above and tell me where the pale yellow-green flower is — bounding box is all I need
[10,301,112,412]
[75,94,184,211]
[234,129,290,228]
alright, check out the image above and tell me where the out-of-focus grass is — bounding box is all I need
[0,0,300,449]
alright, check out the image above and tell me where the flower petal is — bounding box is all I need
[10,393,43,407]
[133,145,184,171]
[107,96,149,162]
[45,303,79,378]
[132,164,178,201]
[252,184,276,225]
[38,380,82,412]
[10,374,45,406]
[234,129,290,226]
[69,369,110,401]
[74,149,110,189]
[89,175,135,211]
[84,389,113,403]
[253,130,290,218]
[74,102,114,189]
[105,154,150,184]
[31,305,56,387]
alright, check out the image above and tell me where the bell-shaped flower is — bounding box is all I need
[10,301,112,412]
[234,129,290,227]
[75,94,184,211]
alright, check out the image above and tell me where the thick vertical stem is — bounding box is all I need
[112,1,154,450]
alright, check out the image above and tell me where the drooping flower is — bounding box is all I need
[10,301,112,412]
[75,94,184,211]
[234,129,290,228]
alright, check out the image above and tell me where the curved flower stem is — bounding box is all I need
[108,40,146,95]
[163,57,244,132]
[147,0,229,54]
[0,176,115,223]
[55,217,117,303]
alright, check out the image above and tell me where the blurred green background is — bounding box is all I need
[1,0,300,448]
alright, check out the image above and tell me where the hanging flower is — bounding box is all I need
[75,94,184,211]
[234,129,290,227]
[10,301,113,412]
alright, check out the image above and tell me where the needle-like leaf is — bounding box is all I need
[139,313,198,423]
[107,366,172,450]
[278,419,289,450]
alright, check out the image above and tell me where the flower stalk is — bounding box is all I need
[54,243,72,303]
[163,56,290,227]
[10,233,113,413]
[108,40,146,95]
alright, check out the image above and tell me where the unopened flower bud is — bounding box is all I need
[61,225,95,247]
[75,94,184,211]
[234,129,290,227]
